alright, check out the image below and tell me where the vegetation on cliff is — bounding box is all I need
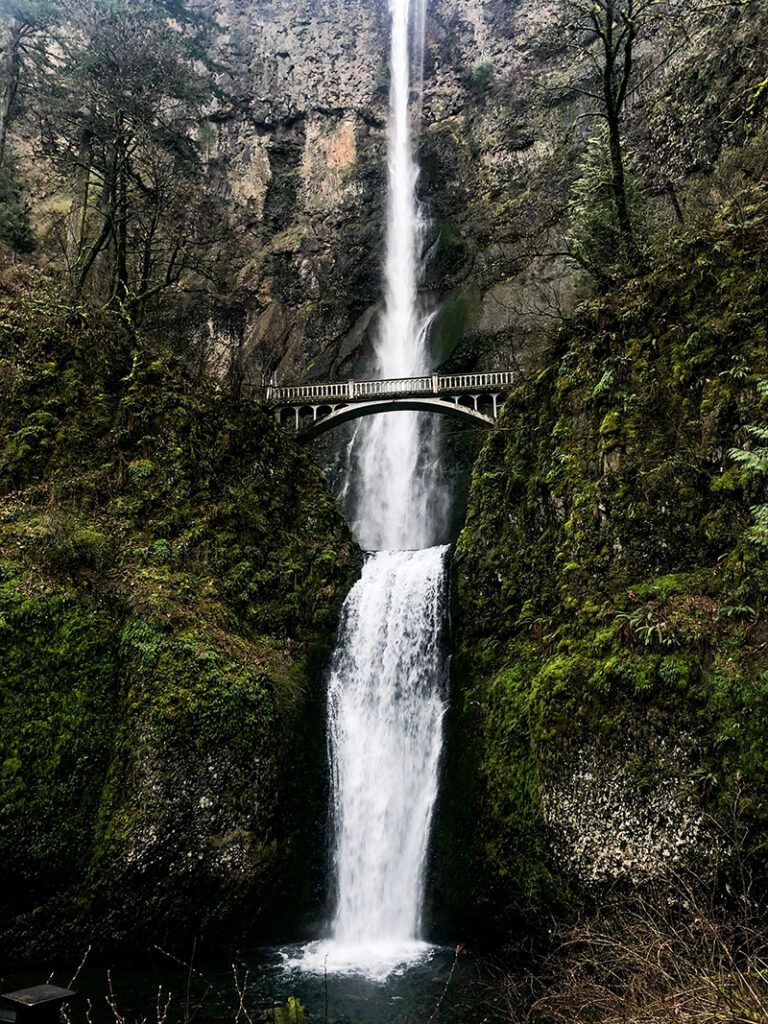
[0,274,359,961]
[450,130,768,934]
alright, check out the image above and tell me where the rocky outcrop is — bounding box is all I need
[203,0,574,385]
[539,744,718,889]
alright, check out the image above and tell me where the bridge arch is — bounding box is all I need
[268,371,516,441]
[296,397,495,442]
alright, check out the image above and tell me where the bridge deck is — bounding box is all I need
[267,371,515,405]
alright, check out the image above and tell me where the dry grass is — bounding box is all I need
[492,876,768,1024]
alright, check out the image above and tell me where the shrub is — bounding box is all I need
[32,513,113,574]
[469,61,495,91]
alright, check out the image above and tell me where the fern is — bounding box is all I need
[731,377,768,547]
[749,504,768,549]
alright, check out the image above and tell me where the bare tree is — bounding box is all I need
[560,0,684,266]
[0,0,61,165]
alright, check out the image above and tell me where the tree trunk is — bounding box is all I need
[115,145,129,300]
[0,20,23,167]
[606,112,636,254]
[667,181,685,224]
[67,127,94,270]
[75,213,113,296]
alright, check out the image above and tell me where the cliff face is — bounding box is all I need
[0,278,360,961]
[8,0,764,388]
[201,0,571,385]
[440,167,768,935]
[200,0,766,389]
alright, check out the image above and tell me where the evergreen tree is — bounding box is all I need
[0,151,34,252]
[559,0,691,272]
[567,129,650,281]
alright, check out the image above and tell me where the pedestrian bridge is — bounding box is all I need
[267,371,516,441]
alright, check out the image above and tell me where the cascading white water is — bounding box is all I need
[289,0,450,981]
[323,546,449,976]
[290,543,450,980]
[352,0,445,552]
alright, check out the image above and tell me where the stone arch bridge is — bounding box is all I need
[267,372,516,442]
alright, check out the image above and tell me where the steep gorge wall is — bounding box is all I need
[9,0,762,388]
[0,284,360,962]
[185,0,573,385]
[201,0,766,389]
[434,181,768,937]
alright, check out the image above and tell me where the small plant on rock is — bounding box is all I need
[730,378,768,549]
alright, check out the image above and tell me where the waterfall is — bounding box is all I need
[352,0,445,552]
[323,546,449,976]
[289,0,449,980]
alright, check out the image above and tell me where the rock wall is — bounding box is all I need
[200,0,766,389]
[436,181,768,936]
[0,285,360,962]
[194,0,576,386]
[10,0,763,386]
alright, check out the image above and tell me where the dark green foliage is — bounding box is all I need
[0,588,119,892]
[374,62,390,94]
[469,61,495,91]
[729,378,768,549]
[0,156,34,252]
[452,172,768,933]
[568,131,650,281]
[0,284,359,959]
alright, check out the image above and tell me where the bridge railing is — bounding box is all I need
[438,372,515,392]
[267,371,516,405]
[268,382,351,402]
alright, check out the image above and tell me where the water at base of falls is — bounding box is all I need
[283,938,436,984]
[286,547,450,980]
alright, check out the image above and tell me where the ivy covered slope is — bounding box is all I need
[449,168,768,935]
[0,280,359,962]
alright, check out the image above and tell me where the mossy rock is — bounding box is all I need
[0,288,361,962]
[447,188,768,936]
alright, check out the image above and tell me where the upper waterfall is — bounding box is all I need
[351,0,446,553]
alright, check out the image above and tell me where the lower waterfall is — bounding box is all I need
[331,548,448,943]
[289,547,450,979]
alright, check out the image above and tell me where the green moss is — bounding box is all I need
[452,187,768,934]
[432,288,482,364]
[0,290,360,959]
[0,588,120,891]
[600,410,622,435]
